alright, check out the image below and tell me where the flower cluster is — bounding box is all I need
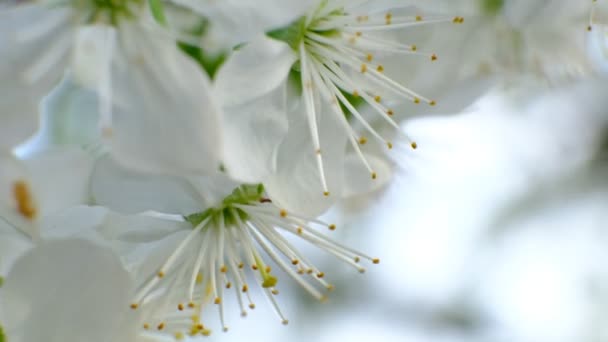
[0,0,599,341]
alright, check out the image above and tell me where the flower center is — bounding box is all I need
[130,183,379,336]
[70,0,144,25]
[184,184,265,228]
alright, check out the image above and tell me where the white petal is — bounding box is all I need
[23,73,100,151]
[20,147,94,218]
[91,156,203,215]
[221,81,289,183]
[215,35,296,106]
[265,96,348,217]
[0,223,31,278]
[174,0,312,50]
[0,239,136,342]
[0,4,72,148]
[108,23,222,175]
[215,36,295,183]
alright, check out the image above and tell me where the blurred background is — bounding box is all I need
[189,80,608,342]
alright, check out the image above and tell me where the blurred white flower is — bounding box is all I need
[0,148,93,240]
[0,239,140,342]
[405,0,591,80]
[1,1,222,175]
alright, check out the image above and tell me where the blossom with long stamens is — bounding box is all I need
[214,0,463,215]
[88,157,379,338]
[125,183,378,338]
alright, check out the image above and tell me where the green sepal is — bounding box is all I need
[148,0,167,25]
[267,16,307,51]
[222,184,264,207]
[0,324,5,342]
[184,184,264,229]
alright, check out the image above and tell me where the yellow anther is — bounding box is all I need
[411,142,418,149]
[411,45,417,52]
[416,15,423,21]
[361,64,368,73]
[130,303,138,310]
[13,180,37,220]
[387,142,393,149]
[188,302,196,308]
[157,271,165,278]
[157,322,165,331]
[238,262,244,269]
[372,258,380,264]
[279,209,287,217]
[366,54,373,62]
[414,97,420,104]
[214,297,221,304]
[354,256,361,263]
[226,282,232,289]
[371,172,377,180]
[242,284,248,292]
[355,31,362,37]
[387,109,394,116]
[271,289,279,295]
[178,303,184,311]
[329,224,336,231]
[359,137,368,145]
[220,265,227,273]
[323,191,330,197]
[291,259,299,265]
[377,65,384,72]
[143,323,150,330]
[431,54,438,61]
[196,272,203,284]
[316,272,325,279]
[429,100,437,106]
[385,12,392,25]
[352,90,360,98]
[374,95,381,102]
[296,227,303,235]
[249,303,256,309]
[175,332,185,340]
[282,320,290,325]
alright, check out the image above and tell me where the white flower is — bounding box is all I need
[86,158,379,337]
[0,238,140,342]
[214,1,462,214]
[1,1,222,174]
[409,0,591,79]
